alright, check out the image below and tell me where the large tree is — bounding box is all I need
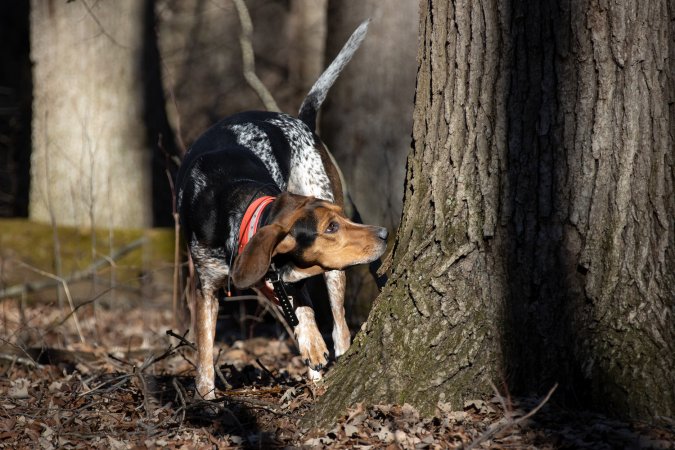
[29,0,152,228]
[314,0,674,423]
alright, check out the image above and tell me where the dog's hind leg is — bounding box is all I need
[194,285,219,400]
[324,270,350,358]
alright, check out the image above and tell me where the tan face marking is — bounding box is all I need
[232,192,387,288]
[291,202,388,270]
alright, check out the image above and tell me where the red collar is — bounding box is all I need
[238,196,275,254]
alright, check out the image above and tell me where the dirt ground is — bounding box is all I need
[0,299,673,449]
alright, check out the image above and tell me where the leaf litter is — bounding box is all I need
[0,300,673,449]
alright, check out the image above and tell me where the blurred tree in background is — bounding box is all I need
[30,0,153,228]
[8,0,411,231]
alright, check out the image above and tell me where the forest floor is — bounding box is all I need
[1,299,674,449]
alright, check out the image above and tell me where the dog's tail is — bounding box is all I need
[298,19,370,132]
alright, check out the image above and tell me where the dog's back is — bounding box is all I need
[177,110,336,249]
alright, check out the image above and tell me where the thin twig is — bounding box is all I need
[42,110,64,309]
[222,293,299,348]
[0,337,41,368]
[106,352,134,368]
[172,377,188,427]
[79,0,129,49]
[232,0,280,112]
[17,261,84,344]
[0,238,146,300]
[256,357,282,384]
[488,379,509,417]
[134,366,154,418]
[157,134,185,329]
[217,395,286,416]
[166,329,196,349]
[213,348,232,390]
[132,329,195,374]
[78,373,132,398]
[467,383,558,450]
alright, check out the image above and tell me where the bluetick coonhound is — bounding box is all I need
[176,21,387,399]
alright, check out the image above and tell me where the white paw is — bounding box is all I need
[308,367,323,382]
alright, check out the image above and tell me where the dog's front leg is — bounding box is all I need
[324,270,350,357]
[292,286,328,381]
[194,286,219,399]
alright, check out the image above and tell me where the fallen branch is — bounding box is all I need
[0,237,146,300]
[467,383,558,450]
[0,353,43,370]
[16,261,85,343]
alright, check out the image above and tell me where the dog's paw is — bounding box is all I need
[300,338,329,371]
[308,367,323,382]
[295,307,329,372]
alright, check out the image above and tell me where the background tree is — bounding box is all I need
[29,0,153,228]
[322,0,416,231]
[321,0,417,321]
[156,0,327,145]
[288,0,328,105]
[313,0,674,423]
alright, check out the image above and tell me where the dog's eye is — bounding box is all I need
[325,221,339,234]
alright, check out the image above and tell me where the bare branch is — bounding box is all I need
[232,0,280,112]
[0,238,146,300]
[17,261,85,344]
[467,383,558,449]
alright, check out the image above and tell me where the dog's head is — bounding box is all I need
[231,192,388,289]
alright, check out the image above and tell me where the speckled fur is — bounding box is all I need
[227,123,286,188]
[267,116,334,202]
[176,20,375,397]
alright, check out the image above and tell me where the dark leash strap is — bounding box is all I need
[266,269,299,327]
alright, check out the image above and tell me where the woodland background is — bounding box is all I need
[0,0,673,448]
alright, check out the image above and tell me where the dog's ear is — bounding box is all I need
[231,224,296,289]
[231,192,313,289]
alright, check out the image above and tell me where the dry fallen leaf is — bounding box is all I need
[8,378,30,399]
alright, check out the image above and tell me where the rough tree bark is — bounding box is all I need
[313,0,674,423]
[29,0,152,228]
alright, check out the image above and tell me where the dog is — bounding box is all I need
[176,21,387,399]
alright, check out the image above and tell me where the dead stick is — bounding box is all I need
[467,383,558,450]
[0,238,146,300]
[256,357,282,384]
[232,0,280,112]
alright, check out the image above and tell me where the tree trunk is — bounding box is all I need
[0,2,32,218]
[288,0,328,106]
[319,0,418,324]
[322,0,417,231]
[29,0,152,228]
[313,0,674,424]
[155,0,303,145]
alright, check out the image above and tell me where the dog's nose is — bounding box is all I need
[377,227,388,240]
